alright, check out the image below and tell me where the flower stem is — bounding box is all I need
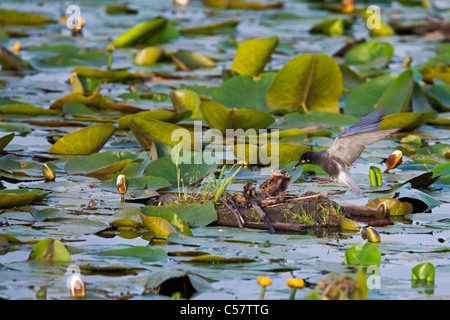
[259,286,266,300]
[289,287,297,300]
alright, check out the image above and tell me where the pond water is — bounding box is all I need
[0,0,449,300]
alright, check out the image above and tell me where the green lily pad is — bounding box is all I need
[161,201,218,227]
[365,198,413,216]
[48,124,116,155]
[343,40,394,68]
[139,212,177,239]
[140,206,193,236]
[213,73,276,112]
[28,238,72,262]
[231,36,278,76]
[180,20,239,35]
[344,242,381,266]
[144,151,218,186]
[96,245,167,262]
[344,70,414,116]
[171,50,216,71]
[0,10,56,26]
[112,16,178,47]
[0,189,48,209]
[0,132,14,151]
[431,162,450,184]
[64,151,148,176]
[425,84,450,111]
[130,118,199,151]
[310,18,353,36]
[379,111,437,131]
[200,100,275,133]
[391,183,442,212]
[0,104,59,116]
[0,47,34,71]
[266,53,342,113]
[71,67,147,83]
[117,109,179,130]
[233,143,309,165]
[170,89,202,118]
[133,46,163,66]
[181,255,257,264]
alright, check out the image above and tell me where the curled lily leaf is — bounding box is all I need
[42,163,55,181]
[361,227,380,243]
[116,174,129,202]
[385,150,402,173]
[369,166,383,187]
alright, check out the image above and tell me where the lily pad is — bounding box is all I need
[96,245,167,262]
[139,212,177,239]
[343,40,394,68]
[134,46,163,66]
[0,189,48,209]
[0,47,34,71]
[266,53,342,113]
[180,20,239,35]
[48,124,116,155]
[366,198,413,216]
[0,133,14,151]
[170,89,202,118]
[118,109,179,130]
[144,150,217,186]
[344,70,414,116]
[140,206,193,236]
[344,242,381,266]
[0,104,59,116]
[171,50,216,71]
[28,238,72,262]
[112,16,178,47]
[231,36,278,76]
[0,10,56,26]
[213,73,276,112]
[310,18,353,36]
[425,84,450,111]
[161,201,218,227]
[130,118,199,151]
[200,100,275,134]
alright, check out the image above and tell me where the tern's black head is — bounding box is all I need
[293,151,314,170]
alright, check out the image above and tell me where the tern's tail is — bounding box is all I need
[338,172,364,197]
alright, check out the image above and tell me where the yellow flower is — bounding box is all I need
[286,278,304,289]
[106,44,115,52]
[385,150,402,172]
[42,163,55,181]
[116,174,129,202]
[257,276,271,287]
[11,42,20,54]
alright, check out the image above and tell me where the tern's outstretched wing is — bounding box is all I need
[327,108,400,169]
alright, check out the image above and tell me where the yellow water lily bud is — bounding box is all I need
[257,276,271,287]
[69,273,85,298]
[174,0,190,6]
[11,42,20,54]
[361,227,381,243]
[42,163,55,181]
[116,174,129,202]
[286,278,304,288]
[375,201,389,219]
[106,44,115,52]
[341,0,354,13]
[385,150,402,173]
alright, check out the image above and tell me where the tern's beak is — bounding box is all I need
[293,161,302,171]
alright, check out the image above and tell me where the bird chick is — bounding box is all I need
[259,169,284,197]
[243,182,257,201]
[275,170,291,195]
